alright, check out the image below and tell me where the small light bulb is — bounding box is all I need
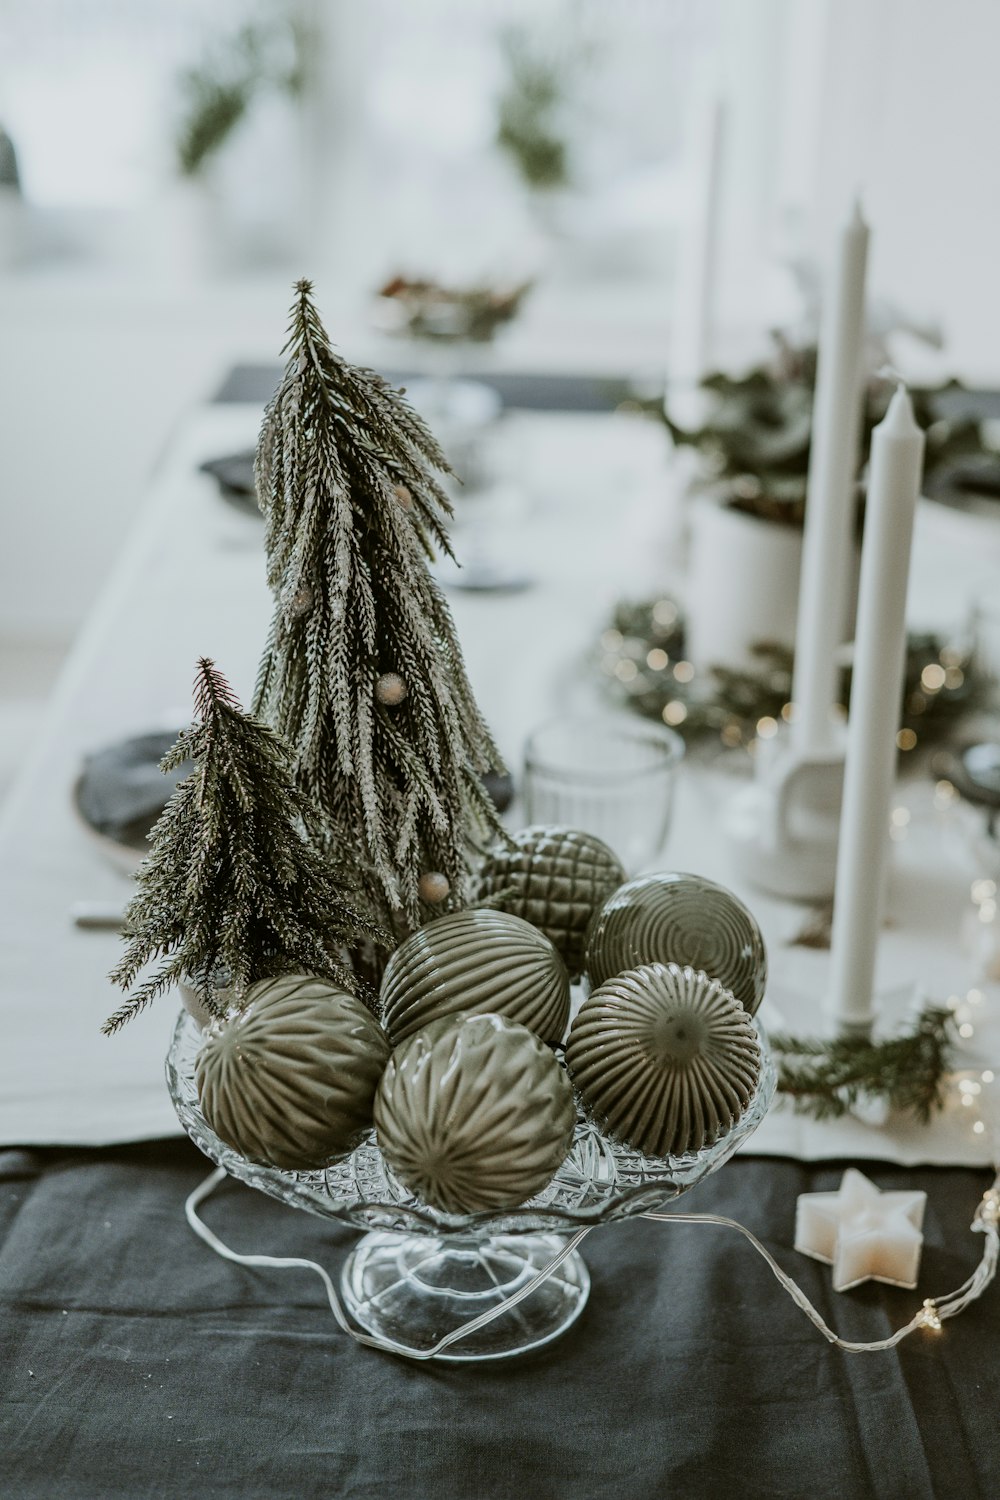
[919,1299,942,1331]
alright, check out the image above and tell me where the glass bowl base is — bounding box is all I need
[340,1231,591,1361]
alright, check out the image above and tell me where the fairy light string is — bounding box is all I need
[184,1168,1000,1361]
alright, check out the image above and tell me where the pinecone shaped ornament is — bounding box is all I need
[477,825,626,979]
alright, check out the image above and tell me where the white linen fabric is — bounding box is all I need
[1,399,998,1164]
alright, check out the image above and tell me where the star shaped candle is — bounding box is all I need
[794,1167,927,1292]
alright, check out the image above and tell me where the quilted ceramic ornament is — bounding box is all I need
[477,824,626,979]
[374,1013,576,1214]
[195,974,390,1170]
[585,870,767,1015]
[566,962,761,1157]
[379,908,570,1045]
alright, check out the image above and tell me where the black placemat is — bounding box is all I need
[213,364,638,414]
[1,1144,995,1499]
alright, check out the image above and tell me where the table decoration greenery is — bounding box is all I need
[104,659,384,1033]
[253,281,508,948]
[597,596,984,752]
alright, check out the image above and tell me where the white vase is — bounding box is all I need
[685,495,804,673]
[147,176,224,281]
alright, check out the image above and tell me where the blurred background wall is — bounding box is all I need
[0,0,998,648]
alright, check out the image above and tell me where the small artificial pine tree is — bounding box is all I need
[252,279,507,939]
[104,658,386,1034]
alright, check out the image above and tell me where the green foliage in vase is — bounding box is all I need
[496,27,571,190]
[175,19,304,179]
[772,1006,955,1124]
[0,125,21,192]
[253,281,508,942]
[104,659,386,1034]
[658,334,995,528]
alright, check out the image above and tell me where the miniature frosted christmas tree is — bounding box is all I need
[253,279,507,939]
[104,658,385,1034]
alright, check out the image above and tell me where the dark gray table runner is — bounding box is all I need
[1,1143,995,1499]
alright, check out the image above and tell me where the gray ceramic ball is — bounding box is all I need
[566,962,761,1158]
[195,974,390,1170]
[374,1013,576,1214]
[380,907,571,1045]
[477,825,626,980]
[585,871,767,1015]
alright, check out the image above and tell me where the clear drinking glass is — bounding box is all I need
[522,716,685,873]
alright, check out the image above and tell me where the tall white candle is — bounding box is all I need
[670,95,725,390]
[826,387,925,1034]
[791,202,870,755]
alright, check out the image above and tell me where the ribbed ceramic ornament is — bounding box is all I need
[195,975,390,1171]
[585,871,767,1015]
[379,908,571,1045]
[374,1014,576,1214]
[566,963,762,1157]
[477,825,626,979]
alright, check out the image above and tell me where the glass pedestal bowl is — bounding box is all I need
[167,1011,776,1362]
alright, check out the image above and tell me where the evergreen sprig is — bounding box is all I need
[656,333,994,526]
[496,28,571,190]
[253,281,508,939]
[104,658,386,1033]
[772,1007,956,1124]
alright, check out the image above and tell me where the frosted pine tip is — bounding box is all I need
[194,657,241,717]
[294,277,314,296]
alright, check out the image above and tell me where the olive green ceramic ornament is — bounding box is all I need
[379,908,571,1045]
[195,974,390,1170]
[585,871,767,1015]
[374,1013,576,1214]
[476,824,626,979]
[566,963,761,1158]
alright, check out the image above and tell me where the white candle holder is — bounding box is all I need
[723,732,845,901]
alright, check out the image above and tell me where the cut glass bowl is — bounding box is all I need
[167,1009,776,1360]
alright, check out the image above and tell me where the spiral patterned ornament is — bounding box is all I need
[585,871,767,1015]
[380,908,571,1045]
[566,963,762,1157]
[374,1014,576,1215]
[476,825,626,980]
[195,975,390,1171]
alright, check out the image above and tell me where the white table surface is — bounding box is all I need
[2,395,1000,1164]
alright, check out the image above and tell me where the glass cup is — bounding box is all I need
[522,716,685,873]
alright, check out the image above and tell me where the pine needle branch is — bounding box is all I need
[253,280,509,943]
[771,1006,956,1124]
[105,658,388,1034]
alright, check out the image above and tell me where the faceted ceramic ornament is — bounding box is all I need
[566,963,762,1157]
[379,908,571,1045]
[585,870,767,1015]
[374,1013,576,1215]
[195,974,390,1171]
[477,824,627,979]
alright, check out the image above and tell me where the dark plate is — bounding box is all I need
[72,729,190,871]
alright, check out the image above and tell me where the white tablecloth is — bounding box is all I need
[2,396,999,1164]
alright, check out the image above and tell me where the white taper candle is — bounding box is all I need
[670,95,725,389]
[791,202,870,755]
[826,386,925,1034]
